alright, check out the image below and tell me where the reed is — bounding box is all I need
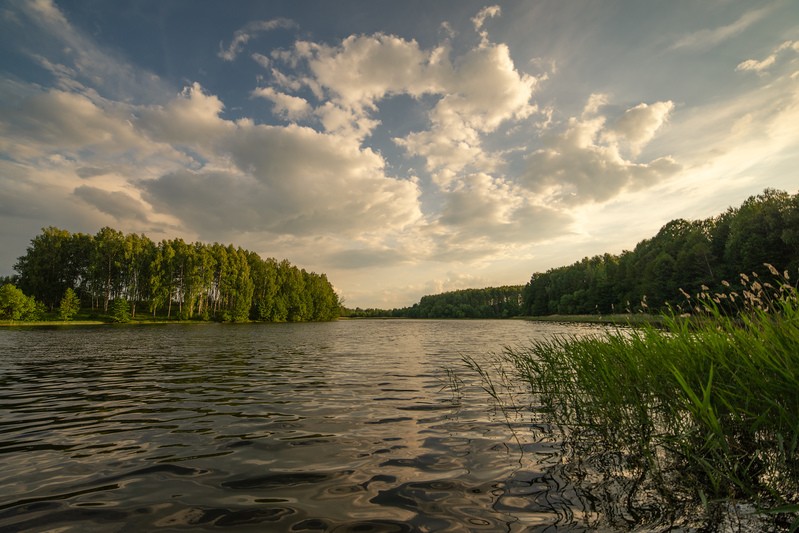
[502,265,799,529]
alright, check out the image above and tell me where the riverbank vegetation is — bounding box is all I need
[496,267,799,530]
[522,188,799,317]
[3,226,339,323]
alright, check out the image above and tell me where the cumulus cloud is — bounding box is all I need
[137,83,234,147]
[294,33,444,113]
[521,96,680,204]
[607,100,675,157]
[270,27,538,176]
[139,115,423,239]
[436,173,572,243]
[0,84,161,163]
[252,87,312,120]
[218,18,296,61]
[394,42,538,177]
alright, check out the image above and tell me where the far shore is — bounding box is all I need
[1,314,666,327]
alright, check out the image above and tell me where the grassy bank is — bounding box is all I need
[500,270,799,530]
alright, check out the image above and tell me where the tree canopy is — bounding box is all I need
[12,227,340,322]
[522,189,799,316]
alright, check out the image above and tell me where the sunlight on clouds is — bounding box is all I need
[737,40,799,74]
[139,83,234,146]
[522,95,679,204]
[607,101,675,157]
[472,5,501,46]
[252,87,312,121]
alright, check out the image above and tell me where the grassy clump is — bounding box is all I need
[503,265,799,529]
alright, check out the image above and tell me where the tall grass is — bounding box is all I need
[502,265,799,529]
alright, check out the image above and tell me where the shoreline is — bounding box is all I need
[520,313,665,326]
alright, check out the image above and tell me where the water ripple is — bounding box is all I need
[0,320,606,531]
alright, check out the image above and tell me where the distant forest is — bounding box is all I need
[346,188,799,319]
[344,286,525,319]
[8,227,340,322]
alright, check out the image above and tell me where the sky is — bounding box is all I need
[0,1,797,309]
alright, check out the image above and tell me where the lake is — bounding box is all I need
[0,319,607,532]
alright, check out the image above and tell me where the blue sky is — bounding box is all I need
[1,0,797,308]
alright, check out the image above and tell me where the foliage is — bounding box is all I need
[344,286,525,318]
[397,286,524,318]
[110,298,131,323]
[13,226,340,323]
[0,283,42,321]
[522,188,799,316]
[502,266,799,530]
[58,288,80,321]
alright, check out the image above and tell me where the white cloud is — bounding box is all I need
[436,173,572,243]
[252,87,312,121]
[607,100,675,157]
[736,40,799,73]
[0,81,173,168]
[218,18,296,61]
[137,83,234,147]
[394,42,538,177]
[472,5,501,45]
[295,33,443,111]
[521,96,680,204]
[672,5,774,50]
[141,117,423,239]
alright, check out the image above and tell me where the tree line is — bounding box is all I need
[522,188,799,315]
[342,188,798,320]
[344,285,524,318]
[7,227,340,322]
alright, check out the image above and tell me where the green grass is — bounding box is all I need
[499,268,799,529]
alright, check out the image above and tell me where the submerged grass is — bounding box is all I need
[500,265,799,530]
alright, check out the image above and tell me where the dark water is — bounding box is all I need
[0,319,605,532]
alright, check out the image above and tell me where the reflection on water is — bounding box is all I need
[0,319,605,532]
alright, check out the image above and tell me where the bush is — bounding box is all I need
[58,288,80,321]
[0,283,41,321]
[110,298,131,323]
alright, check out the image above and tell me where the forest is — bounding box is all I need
[5,227,340,322]
[344,286,524,319]
[522,188,799,316]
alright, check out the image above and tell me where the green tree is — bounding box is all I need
[14,227,74,309]
[58,288,80,321]
[92,227,126,312]
[0,284,41,321]
[725,189,793,277]
[110,298,130,323]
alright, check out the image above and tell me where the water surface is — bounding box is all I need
[0,319,605,532]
